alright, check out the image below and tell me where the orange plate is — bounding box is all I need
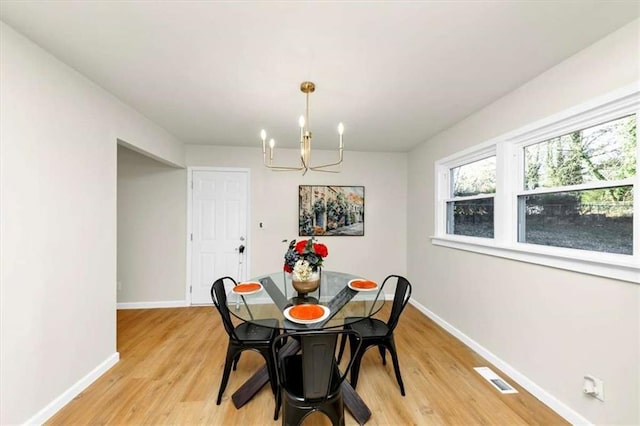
[351,280,377,289]
[234,283,262,293]
[289,304,325,320]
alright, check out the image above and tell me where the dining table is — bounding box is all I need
[227,270,385,424]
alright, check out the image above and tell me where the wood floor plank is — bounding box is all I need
[46,304,568,425]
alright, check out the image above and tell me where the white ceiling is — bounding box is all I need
[1,1,638,152]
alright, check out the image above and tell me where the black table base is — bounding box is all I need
[231,339,371,424]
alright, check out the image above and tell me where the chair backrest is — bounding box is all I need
[383,275,412,334]
[210,276,239,339]
[273,329,361,401]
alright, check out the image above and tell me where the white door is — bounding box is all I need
[190,169,249,304]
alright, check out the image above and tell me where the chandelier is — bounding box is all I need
[261,81,344,175]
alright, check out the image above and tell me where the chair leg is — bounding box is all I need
[378,345,386,365]
[217,345,239,404]
[349,347,365,390]
[387,339,405,396]
[232,352,241,371]
[273,387,281,420]
[260,347,278,396]
[336,333,347,363]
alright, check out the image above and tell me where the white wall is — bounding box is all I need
[117,146,187,304]
[0,22,184,424]
[407,20,640,425]
[186,145,407,285]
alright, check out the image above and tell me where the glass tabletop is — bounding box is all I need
[226,270,385,330]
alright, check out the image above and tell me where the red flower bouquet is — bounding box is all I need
[283,238,328,275]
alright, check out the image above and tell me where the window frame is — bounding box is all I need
[443,151,497,238]
[432,84,640,284]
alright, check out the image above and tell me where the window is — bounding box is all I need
[433,86,639,283]
[518,115,635,255]
[447,156,496,238]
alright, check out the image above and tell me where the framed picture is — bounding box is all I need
[299,185,365,236]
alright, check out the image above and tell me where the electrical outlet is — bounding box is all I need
[583,375,604,401]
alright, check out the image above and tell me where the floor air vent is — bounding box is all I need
[474,367,518,394]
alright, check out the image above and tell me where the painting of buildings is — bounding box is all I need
[299,186,364,236]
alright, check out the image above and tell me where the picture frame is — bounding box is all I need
[299,185,365,236]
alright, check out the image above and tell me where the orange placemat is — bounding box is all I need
[234,282,262,293]
[350,279,377,289]
[289,304,325,320]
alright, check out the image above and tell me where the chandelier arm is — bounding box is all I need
[269,166,306,175]
[308,157,343,169]
[308,168,340,173]
[263,139,306,171]
[266,165,306,171]
[263,153,305,171]
[307,145,344,170]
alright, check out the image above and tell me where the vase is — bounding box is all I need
[292,270,320,295]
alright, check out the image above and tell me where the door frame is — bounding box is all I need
[186,166,252,305]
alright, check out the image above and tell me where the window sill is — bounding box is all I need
[431,235,639,284]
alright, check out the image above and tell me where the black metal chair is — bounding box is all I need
[337,274,412,396]
[272,329,362,426]
[210,276,280,406]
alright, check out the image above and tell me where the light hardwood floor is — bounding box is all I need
[47,304,568,425]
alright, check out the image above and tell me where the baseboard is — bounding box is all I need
[117,300,188,309]
[408,299,592,426]
[25,352,119,425]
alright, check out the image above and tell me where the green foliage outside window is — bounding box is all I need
[524,115,636,215]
